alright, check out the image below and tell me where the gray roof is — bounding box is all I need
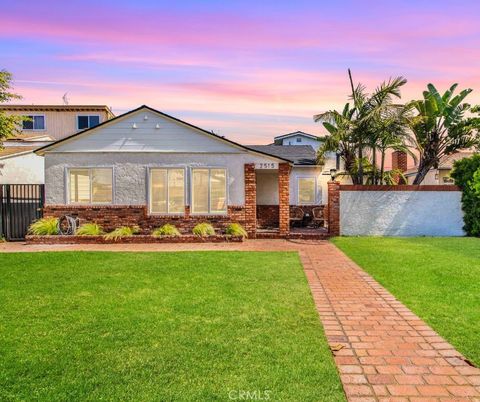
[246,145,317,165]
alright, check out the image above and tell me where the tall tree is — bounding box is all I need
[315,103,359,183]
[314,71,408,184]
[408,84,480,184]
[0,69,23,147]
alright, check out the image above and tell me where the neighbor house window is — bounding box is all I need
[298,177,316,205]
[77,115,100,130]
[149,168,185,214]
[22,115,45,130]
[191,168,227,214]
[69,168,113,204]
[296,137,302,143]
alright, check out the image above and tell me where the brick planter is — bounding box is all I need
[26,235,244,244]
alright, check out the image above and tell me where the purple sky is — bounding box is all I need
[2,0,480,143]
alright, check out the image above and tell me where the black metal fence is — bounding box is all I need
[0,184,44,241]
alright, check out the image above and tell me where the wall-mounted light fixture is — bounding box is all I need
[330,168,337,181]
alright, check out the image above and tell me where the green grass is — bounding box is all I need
[0,251,344,401]
[332,237,480,366]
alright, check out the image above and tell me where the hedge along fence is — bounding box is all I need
[327,183,464,237]
[451,154,480,237]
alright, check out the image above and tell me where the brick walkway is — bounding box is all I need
[2,239,479,400]
[300,243,480,402]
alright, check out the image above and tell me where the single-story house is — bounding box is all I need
[35,105,335,237]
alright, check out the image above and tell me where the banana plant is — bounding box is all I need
[408,84,480,184]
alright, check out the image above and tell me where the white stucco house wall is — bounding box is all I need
[36,105,332,237]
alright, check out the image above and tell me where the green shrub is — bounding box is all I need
[28,217,59,235]
[192,223,215,237]
[225,223,248,238]
[152,224,181,237]
[451,154,480,236]
[76,223,104,236]
[104,226,140,241]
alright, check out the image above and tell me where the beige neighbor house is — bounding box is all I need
[405,150,475,185]
[0,105,114,184]
[35,105,338,238]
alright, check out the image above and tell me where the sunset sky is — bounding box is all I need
[2,0,480,143]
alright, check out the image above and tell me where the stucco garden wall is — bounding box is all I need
[339,187,464,236]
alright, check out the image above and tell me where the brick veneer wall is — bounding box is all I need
[278,163,291,235]
[327,181,340,236]
[257,205,325,229]
[43,204,246,234]
[244,163,257,237]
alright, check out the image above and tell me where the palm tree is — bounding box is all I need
[374,106,415,184]
[315,103,359,183]
[408,84,480,184]
[314,70,408,184]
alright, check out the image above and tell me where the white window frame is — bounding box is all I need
[76,114,101,131]
[297,176,317,205]
[148,167,187,215]
[66,167,114,205]
[22,114,46,131]
[190,167,228,215]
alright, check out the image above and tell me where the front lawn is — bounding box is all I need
[332,237,480,366]
[0,251,344,401]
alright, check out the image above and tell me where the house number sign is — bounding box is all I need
[255,162,278,169]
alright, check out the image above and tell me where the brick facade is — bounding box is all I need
[327,181,340,236]
[278,163,291,235]
[43,205,246,234]
[257,205,325,229]
[244,163,257,237]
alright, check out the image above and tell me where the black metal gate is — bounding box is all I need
[0,184,44,241]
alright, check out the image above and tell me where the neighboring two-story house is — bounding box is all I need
[273,131,322,150]
[0,105,114,183]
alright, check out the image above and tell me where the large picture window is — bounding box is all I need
[191,168,227,214]
[298,177,316,205]
[149,168,185,214]
[69,168,113,204]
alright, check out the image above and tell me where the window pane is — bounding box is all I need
[192,169,209,214]
[92,169,113,203]
[78,116,89,129]
[22,116,33,130]
[210,169,227,213]
[34,115,45,130]
[168,169,185,213]
[298,178,315,204]
[69,169,90,203]
[150,169,167,213]
[89,115,100,127]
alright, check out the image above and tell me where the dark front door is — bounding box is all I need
[0,184,44,241]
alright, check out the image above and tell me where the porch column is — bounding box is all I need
[327,181,340,236]
[278,163,291,236]
[244,163,257,238]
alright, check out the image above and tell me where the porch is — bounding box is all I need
[248,163,328,239]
